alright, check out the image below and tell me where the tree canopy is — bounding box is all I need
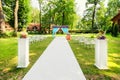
[0,0,120,35]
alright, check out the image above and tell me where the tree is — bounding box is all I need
[96,1,107,30]
[54,0,75,26]
[38,0,43,27]
[18,0,31,30]
[82,6,95,30]
[107,0,120,17]
[0,0,5,33]
[86,0,104,30]
[31,8,40,23]
[38,0,76,33]
[2,0,15,28]
[2,0,31,31]
[14,0,19,36]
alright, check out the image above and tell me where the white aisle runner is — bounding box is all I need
[22,37,86,80]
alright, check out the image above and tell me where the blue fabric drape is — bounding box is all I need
[61,28,68,34]
[52,28,59,37]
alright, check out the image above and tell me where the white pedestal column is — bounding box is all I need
[17,38,29,68]
[95,39,108,69]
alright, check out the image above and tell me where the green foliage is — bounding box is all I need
[111,24,119,37]
[86,0,101,4]
[0,31,14,38]
[2,0,32,29]
[18,0,32,29]
[85,0,104,29]
[2,0,15,27]
[81,7,93,30]
[96,2,107,29]
[104,0,120,33]
[107,0,120,17]
[81,0,120,35]
[41,0,76,28]
[56,0,76,26]
[31,8,40,23]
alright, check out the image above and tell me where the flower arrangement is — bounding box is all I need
[96,30,106,40]
[66,33,71,40]
[19,28,28,38]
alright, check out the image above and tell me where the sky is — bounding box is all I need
[31,0,108,17]
[31,0,39,9]
[75,0,87,16]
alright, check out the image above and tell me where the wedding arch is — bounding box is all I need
[52,25,69,37]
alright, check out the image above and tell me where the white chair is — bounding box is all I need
[84,37,91,48]
[84,38,95,48]
[79,36,85,45]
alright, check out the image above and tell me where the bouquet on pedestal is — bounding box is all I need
[19,29,28,38]
[96,30,106,40]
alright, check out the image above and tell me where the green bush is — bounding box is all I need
[111,24,119,37]
[69,29,98,33]
[0,31,14,38]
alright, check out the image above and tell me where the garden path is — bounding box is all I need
[22,37,86,80]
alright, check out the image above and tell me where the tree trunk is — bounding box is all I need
[0,0,5,33]
[49,6,51,34]
[62,12,65,25]
[14,0,19,36]
[39,0,42,33]
[91,3,97,30]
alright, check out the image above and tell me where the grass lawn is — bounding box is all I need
[0,34,120,80]
[0,36,53,80]
[69,34,120,80]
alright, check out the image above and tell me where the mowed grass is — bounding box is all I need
[0,34,120,80]
[69,34,120,80]
[0,36,53,80]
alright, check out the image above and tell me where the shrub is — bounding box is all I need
[69,29,98,33]
[111,24,119,37]
[0,31,14,38]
